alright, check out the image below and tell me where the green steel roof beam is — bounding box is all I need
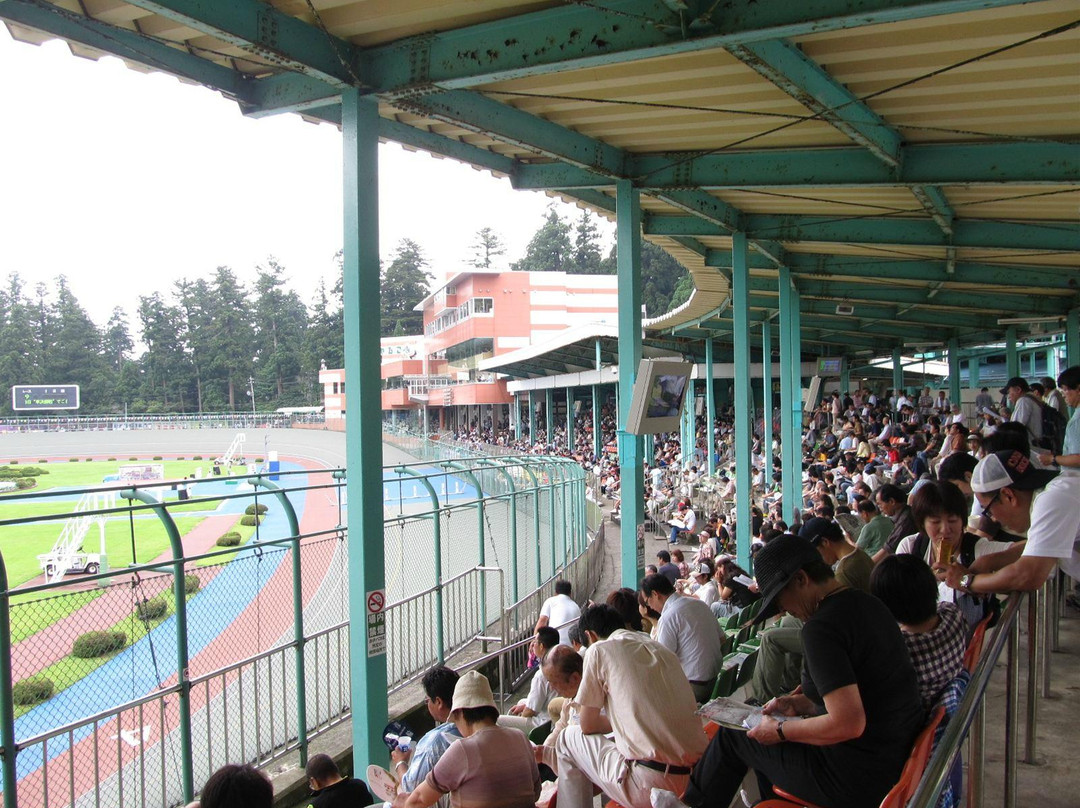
[707,253,1080,292]
[791,298,999,330]
[0,0,248,101]
[123,0,359,87]
[514,142,1080,190]
[248,73,343,117]
[354,0,1038,94]
[650,214,1080,252]
[647,189,744,232]
[787,279,1072,314]
[726,39,902,168]
[400,90,627,176]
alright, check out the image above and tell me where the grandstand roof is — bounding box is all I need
[5,0,1077,361]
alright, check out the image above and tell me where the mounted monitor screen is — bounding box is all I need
[625,359,694,435]
[817,357,845,376]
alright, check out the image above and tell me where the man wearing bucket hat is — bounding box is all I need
[653,534,922,808]
[943,449,1080,595]
[401,671,539,808]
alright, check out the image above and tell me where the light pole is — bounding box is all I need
[248,375,256,416]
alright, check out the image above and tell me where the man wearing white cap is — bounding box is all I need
[944,449,1080,595]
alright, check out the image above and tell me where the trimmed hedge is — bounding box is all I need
[107,457,117,462]
[175,574,200,595]
[193,455,203,460]
[68,458,79,462]
[129,457,138,461]
[244,504,269,515]
[239,515,262,527]
[13,677,54,705]
[152,456,163,461]
[15,479,35,490]
[216,534,242,547]
[72,631,128,658]
[135,597,169,621]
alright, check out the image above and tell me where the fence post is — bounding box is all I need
[0,551,17,808]
[1024,588,1040,764]
[516,462,542,589]
[394,467,444,662]
[440,463,486,640]
[1005,612,1020,808]
[252,475,308,766]
[479,461,519,603]
[120,488,194,805]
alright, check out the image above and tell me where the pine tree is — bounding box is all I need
[137,292,186,411]
[175,278,217,412]
[571,210,603,274]
[0,275,38,414]
[511,206,573,272]
[380,239,432,336]
[254,258,308,404]
[207,267,256,410]
[468,227,505,269]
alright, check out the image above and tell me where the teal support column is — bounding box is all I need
[681,387,692,469]
[705,338,716,477]
[892,348,903,401]
[616,179,645,588]
[529,391,536,443]
[593,340,602,458]
[732,233,753,569]
[546,388,554,443]
[1047,348,1058,380]
[341,90,387,769]
[969,358,980,389]
[839,356,850,397]
[1068,309,1080,367]
[1006,327,1019,380]
[514,393,522,441]
[947,338,962,406]
[762,323,773,489]
[778,267,801,525]
[566,387,575,452]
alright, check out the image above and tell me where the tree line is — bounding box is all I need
[0,207,690,415]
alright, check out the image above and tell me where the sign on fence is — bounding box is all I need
[367,588,386,657]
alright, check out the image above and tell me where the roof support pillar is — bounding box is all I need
[593,340,602,459]
[779,267,802,526]
[1006,327,1020,380]
[546,389,554,445]
[948,338,962,407]
[705,338,716,478]
[616,180,645,588]
[514,393,522,441]
[341,89,387,770]
[840,356,850,399]
[892,348,904,399]
[682,380,695,471]
[529,391,536,443]
[1068,309,1080,368]
[566,387,575,452]
[969,358,980,390]
[762,323,773,489]
[1046,347,1058,382]
[732,232,753,569]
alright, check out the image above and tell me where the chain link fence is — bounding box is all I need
[0,441,593,808]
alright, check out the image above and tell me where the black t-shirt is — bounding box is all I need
[307,778,374,808]
[799,589,924,804]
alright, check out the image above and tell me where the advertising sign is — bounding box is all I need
[11,385,80,411]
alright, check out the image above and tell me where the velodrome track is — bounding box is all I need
[0,427,418,806]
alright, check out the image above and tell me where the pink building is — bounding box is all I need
[319,270,618,427]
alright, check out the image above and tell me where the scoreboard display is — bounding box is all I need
[11,385,81,411]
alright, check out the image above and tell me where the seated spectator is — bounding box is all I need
[499,627,559,732]
[391,667,461,808]
[537,645,585,772]
[670,547,690,579]
[536,579,581,647]
[655,550,681,585]
[654,535,923,808]
[870,555,967,711]
[854,498,893,556]
[607,587,646,632]
[801,516,874,593]
[641,573,725,703]
[895,480,1011,632]
[403,671,539,808]
[688,561,718,606]
[712,556,760,615]
[191,764,273,808]
[305,754,373,807]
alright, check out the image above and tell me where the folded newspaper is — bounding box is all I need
[697,697,789,731]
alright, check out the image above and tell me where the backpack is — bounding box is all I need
[1032,395,1067,454]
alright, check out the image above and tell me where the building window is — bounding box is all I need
[332,382,339,394]
[472,297,493,315]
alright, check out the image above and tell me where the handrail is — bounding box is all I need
[909,591,1027,808]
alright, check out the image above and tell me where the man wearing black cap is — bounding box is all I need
[1001,377,1043,450]
[944,449,1080,594]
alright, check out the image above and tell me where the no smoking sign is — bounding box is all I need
[366,588,387,658]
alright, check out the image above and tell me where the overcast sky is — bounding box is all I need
[0,26,615,326]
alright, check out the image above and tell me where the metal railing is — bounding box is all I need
[0,411,317,433]
[910,573,1070,808]
[0,444,593,808]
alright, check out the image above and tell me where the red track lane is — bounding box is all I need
[13,458,343,807]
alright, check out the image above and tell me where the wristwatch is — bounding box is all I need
[776,721,787,742]
[959,573,976,593]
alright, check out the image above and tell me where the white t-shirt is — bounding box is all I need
[1023,475,1080,580]
[540,594,581,646]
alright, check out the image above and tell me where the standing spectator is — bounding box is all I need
[1036,366,1080,476]
[536,579,581,646]
[1001,377,1043,449]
